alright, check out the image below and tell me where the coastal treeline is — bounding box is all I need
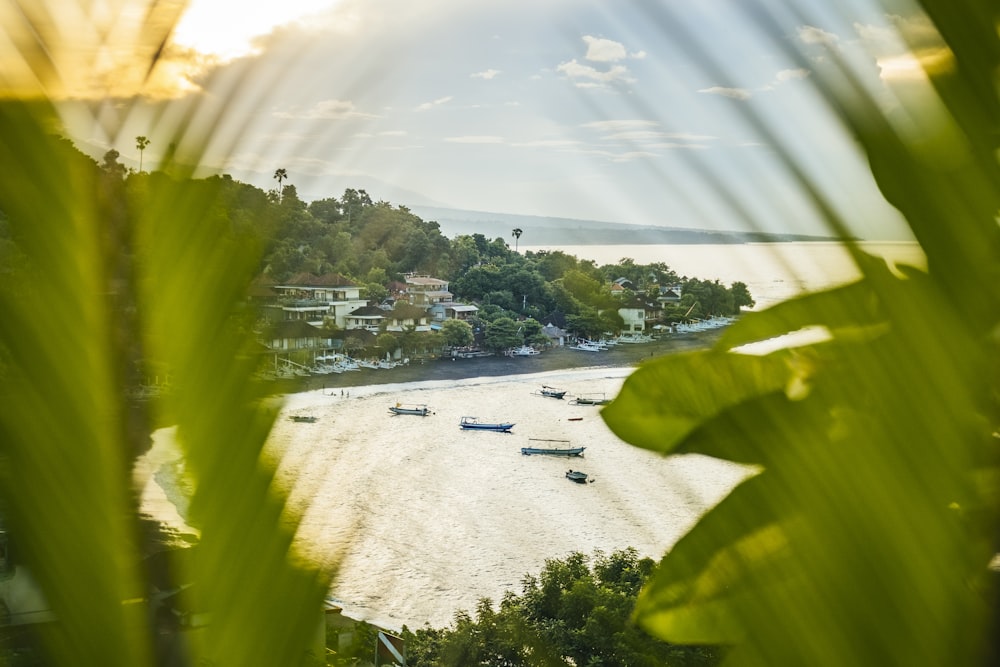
[0,146,753,337]
[328,549,719,667]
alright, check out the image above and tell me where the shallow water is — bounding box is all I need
[143,366,752,630]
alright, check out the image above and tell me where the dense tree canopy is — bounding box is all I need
[9,142,755,350]
[401,549,722,666]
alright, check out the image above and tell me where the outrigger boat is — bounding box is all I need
[389,403,433,416]
[521,439,585,457]
[571,394,612,406]
[460,416,514,432]
[534,385,567,399]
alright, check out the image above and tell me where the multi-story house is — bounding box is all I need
[404,275,452,307]
[344,305,386,332]
[261,272,368,328]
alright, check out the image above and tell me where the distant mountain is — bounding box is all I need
[410,206,839,245]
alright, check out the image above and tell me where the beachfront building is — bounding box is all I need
[616,298,648,333]
[404,275,452,307]
[264,320,329,351]
[542,322,568,346]
[657,284,683,304]
[260,272,368,328]
[427,301,479,323]
[345,305,386,332]
[383,303,433,332]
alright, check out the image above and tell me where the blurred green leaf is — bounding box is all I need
[602,349,794,457]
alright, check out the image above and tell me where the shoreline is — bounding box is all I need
[276,330,725,395]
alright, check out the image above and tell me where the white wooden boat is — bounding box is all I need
[389,403,432,416]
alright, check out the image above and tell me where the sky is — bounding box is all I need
[5,0,948,240]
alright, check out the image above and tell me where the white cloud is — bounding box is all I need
[648,142,709,150]
[379,130,407,136]
[775,68,810,83]
[581,120,659,132]
[415,96,453,111]
[611,151,657,163]
[854,16,952,82]
[511,139,581,148]
[583,36,627,62]
[557,59,633,86]
[273,99,377,119]
[471,69,501,80]
[798,25,840,48]
[444,136,504,144]
[698,86,752,100]
[630,50,647,60]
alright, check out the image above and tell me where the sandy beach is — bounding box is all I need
[140,326,741,629]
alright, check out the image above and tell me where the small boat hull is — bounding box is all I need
[522,447,585,457]
[389,404,432,416]
[565,470,589,483]
[460,417,514,432]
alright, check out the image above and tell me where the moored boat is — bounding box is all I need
[389,403,432,416]
[522,439,584,456]
[459,416,514,432]
[571,394,612,406]
[535,385,566,399]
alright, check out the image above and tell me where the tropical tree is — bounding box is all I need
[134,135,150,172]
[440,319,474,348]
[273,168,288,201]
[483,317,522,352]
[511,227,522,252]
[401,549,719,666]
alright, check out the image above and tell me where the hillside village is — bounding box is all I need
[250,270,695,379]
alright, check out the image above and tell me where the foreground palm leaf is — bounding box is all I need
[603,0,999,665]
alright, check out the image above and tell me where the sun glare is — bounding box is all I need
[173,0,343,60]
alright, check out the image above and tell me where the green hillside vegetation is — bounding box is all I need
[397,549,720,667]
[3,145,754,346]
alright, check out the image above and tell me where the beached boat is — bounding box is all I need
[565,469,590,483]
[460,416,514,432]
[571,394,612,406]
[534,385,566,399]
[289,415,318,423]
[389,403,432,416]
[569,341,603,352]
[510,345,540,356]
[521,439,585,457]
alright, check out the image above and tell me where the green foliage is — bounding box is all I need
[602,1,999,665]
[440,319,474,348]
[0,101,329,665]
[483,317,523,352]
[402,549,720,666]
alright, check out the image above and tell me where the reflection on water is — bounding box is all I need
[143,367,753,630]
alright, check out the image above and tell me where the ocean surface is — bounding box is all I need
[138,241,926,631]
[522,241,926,310]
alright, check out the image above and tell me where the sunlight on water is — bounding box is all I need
[523,242,927,309]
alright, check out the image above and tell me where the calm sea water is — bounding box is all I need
[522,241,926,310]
[139,242,926,631]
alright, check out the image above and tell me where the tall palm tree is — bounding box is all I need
[134,135,150,172]
[511,227,523,252]
[273,168,288,202]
